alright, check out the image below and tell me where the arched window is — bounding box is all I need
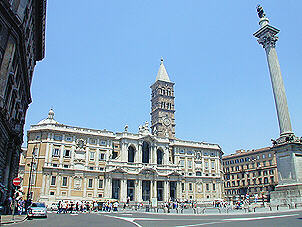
[157,149,163,165]
[128,146,135,163]
[142,141,150,163]
[196,171,201,176]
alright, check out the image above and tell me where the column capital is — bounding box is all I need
[254,25,280,49]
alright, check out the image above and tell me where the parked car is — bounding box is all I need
[28,202,47,218]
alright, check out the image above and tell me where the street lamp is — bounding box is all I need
[25,145,36,212]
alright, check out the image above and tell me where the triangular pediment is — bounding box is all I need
[109,167,127,174]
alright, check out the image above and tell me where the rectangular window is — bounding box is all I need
[89,167,94,170]
[213,183,216,191]
[268,153,272,158]
[211,161,215,169]
[52,148,60,157]
[188,160,192,169]
[180,160,184,167]
[30,174,36,185]
[100,140,107,146]
[99,153,105,161]
[51,176,56,186]
[206,183,209,191]
[189,183,192,191]
[182,183,184,191]
[88,179,93,188]
[89,152,95,161]
[64,149,71,157]
[205,161,209,169]
[262,154,266,159]
[65,136,73,142]
[63,164,69,168]
[98,179,103,188]
[54,134,62,141]
[90,139,96,144]
[62,177,67,187]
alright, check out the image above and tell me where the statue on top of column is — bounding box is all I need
[257,5,266,18]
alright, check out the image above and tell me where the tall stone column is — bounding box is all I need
[254,6,302,206]
[254,13,292,137]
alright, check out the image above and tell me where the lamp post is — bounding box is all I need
[25,145,36,212]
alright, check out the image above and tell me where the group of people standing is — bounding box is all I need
[56,200,98,213]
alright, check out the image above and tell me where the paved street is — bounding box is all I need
[8,209,302,227]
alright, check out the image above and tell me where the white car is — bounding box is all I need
[28,202,47,218]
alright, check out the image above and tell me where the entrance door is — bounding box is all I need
[112,179,120,200]
[127,180,135,201]
[142,180,151,201]
[169,181,177,201]
[157,181,164,201]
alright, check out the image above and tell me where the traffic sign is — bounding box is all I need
[12,177,21,186]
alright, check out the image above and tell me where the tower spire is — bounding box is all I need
[155,57,170,82]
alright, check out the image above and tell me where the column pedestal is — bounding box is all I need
[270,143,302,205]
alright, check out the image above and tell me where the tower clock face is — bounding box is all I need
[163,117,171,126]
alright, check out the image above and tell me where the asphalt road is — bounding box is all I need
[8,210,302,227]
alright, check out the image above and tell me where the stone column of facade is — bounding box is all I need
[83,177,87,198]
[56,175,61,197]
[135,179,142,202]
[41,174,46,195]
[120,178,127,202]
[44,142,49,167]
[94,177,98,198]
[254,16,292,137]
[176,181,181,199]
[45,174,50,197]
[104,177,112,198]
[68,176,72,197]
[164,181,169,201]
[153,180,157,200]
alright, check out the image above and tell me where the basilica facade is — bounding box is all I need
[19,60,224,205]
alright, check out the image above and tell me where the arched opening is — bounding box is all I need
[157,149,163,165]
[128,146,135,163]
[142,141,150,163]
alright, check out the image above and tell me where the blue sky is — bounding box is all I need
[24,0,302,155]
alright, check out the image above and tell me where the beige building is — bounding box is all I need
[19,60,224,205]
[223,147,278,202]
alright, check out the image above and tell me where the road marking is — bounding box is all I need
[103,215,142,227]
[224,213,298,221]
[175,214,299,227]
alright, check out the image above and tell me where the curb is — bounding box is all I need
[0,216,27,225]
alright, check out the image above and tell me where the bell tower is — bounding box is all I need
[150,58,175,138]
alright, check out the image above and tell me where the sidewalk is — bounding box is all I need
[0,215,27,225]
